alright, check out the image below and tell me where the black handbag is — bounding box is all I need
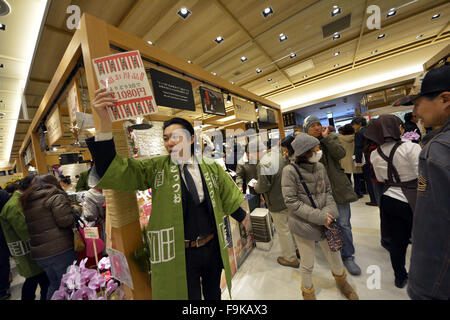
[290,164,344,252]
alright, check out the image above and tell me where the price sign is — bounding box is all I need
[83,227,99,239]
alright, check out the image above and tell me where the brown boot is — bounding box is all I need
[301,284,316,300]
[277,257,299,268]
[332,270,359,300]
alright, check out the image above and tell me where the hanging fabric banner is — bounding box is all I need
[92,50,158,122]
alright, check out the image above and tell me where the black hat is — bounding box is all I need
[394,65,450,106]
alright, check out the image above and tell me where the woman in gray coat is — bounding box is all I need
[281,133,358,300]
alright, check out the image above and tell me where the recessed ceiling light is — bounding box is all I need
[262,7,274,18]
[279,33,288,42]
[178,7,191,19]
[416,34,423,39]
[290,53,296,58]
[240,56,248,62]
[214,36,224,44]
[333,33,341,40]
[211,72,217,76]
[331,7,341,17]
[187,60,192,63]
[275,85,280,88]
[334,64,339,68]
[377,34,386,39]
[267,78,272,82]
[256,68,262,73]
[231,81,235,85]
[333,51,340,56]
[147,40,153,45]
[371,50,378,54]
[0,64,3,68]
[302,75,308,79]
[386,10,397,18]
[431,13,440,20]
[0,24,5,31]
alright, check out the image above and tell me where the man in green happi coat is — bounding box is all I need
[86,88,247,300]
[0,176,49,300]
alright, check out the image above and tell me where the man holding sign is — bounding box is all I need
[86,87,247,300]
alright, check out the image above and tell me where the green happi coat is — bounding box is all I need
[96,153,244,300]
[0,192,43,278]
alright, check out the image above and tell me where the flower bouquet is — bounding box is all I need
[402,129,421,142]
[52,257,125,300]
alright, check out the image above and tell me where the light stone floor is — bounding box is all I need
[222,195,411,300]
[6,196,410,300]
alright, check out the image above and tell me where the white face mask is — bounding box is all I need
[308,150,323,163]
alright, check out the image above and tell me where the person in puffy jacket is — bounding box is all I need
[20,174,76,300]
[281,133,358,300]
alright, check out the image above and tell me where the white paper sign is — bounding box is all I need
[92,50,158,122]
[106,247,134,289]
[83,227,99,239]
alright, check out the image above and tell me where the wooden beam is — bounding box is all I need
[117,0,144,29]
[29,77,51,84]
[352,0,369,69]
[30,131,48,174]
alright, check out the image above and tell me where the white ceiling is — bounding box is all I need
[0,0,48,167]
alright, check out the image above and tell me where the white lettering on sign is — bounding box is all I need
[147,227,176,264]
[84,227,99,239]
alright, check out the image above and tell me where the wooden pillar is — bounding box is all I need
[18,156,28,176]
[79,14,151,300]
[30,131,48,174]
[276,109,285,140]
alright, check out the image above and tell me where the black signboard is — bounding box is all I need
[149,68,195,111]
[8,169,13,175]
[0,171,5,176]
[199,86,226,116]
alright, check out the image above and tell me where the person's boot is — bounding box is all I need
[343,257,361,276]
[296,249,300,259]
[277,257,299,268]
[332,270,359,300]
[301,284,316,300]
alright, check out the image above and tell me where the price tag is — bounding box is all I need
[84,227,99,239]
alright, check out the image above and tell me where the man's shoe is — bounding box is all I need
[277,257,299,269]
[395,278,408,289]
[365,202,378,206]
[343,258,361,276]
[296,249,300,260]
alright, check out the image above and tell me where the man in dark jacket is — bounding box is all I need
[352,116,377,206]
[303,116,361,275]
[394,65,450,300]
[0,190,11,300]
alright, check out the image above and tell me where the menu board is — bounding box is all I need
[149,68,195,111]
[46,105,63,146]
[234,99,257,122]
[199,86,226,116]
[92,50,158,122]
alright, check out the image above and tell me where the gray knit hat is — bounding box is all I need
[291,132,320,157]
[303,115,321,133]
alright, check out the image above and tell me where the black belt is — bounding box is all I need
[185,233,214,248]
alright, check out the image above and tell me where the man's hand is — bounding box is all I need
[241,211,249,226]
[92,88,116,133]
[355,162,364,167]
[322,126,330,138]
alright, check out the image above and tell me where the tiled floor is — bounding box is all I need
[222,195,411,300]
[6,196,410,300]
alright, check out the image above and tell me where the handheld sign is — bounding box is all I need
[92,50,158,122]
[84,227,100,267]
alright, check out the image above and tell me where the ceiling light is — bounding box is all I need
[187,60,192,63]
[333,34,340,40]
[256,68,262,73]
[333,51,340,56]
[302,75,308,79]
[240,56,247,62]
[377,34,385,39]
[279,33,288,42]
[290,53,296,58]
[147,40,153,45]
[231,81,235,85]
[267,78,272,82]
[331,7,341,17]
[334,64,339,68]
[178,7,191,19]
[386,10,397,18]
[416,34,423,39]
[371,50,378,54]
[226,94,232,103]
[0,23,5,31]
[275,85,280,88]
[262,7,274,18]
[431,13,440,20]
[211,72,217,76]
[214,36,224,44]
[0,64,3,68]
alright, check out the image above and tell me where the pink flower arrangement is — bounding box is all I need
[402,129,421,141]
[51,257,122,300]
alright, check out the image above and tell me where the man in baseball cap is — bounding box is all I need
[395,64,450,300]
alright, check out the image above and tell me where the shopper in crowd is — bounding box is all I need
[394,65,450,300]
[403,112,422,143]
[254,139,299,268]
[86,87,247,300]
[364,115,421,288]
[352,116,377,206]
[236,144,258,193]
[0,175,50,300]
[338,124,363,198]
[5,183,18,196]
[0,189,11,300]
[303,116,361,275]
[281,135,295,162]
[20,174,76,300]
[281,133,358,300]
[59,175,72,192]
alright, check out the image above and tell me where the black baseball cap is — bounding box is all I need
[394,65,450,106]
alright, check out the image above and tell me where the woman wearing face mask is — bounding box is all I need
[281,133,358,300]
